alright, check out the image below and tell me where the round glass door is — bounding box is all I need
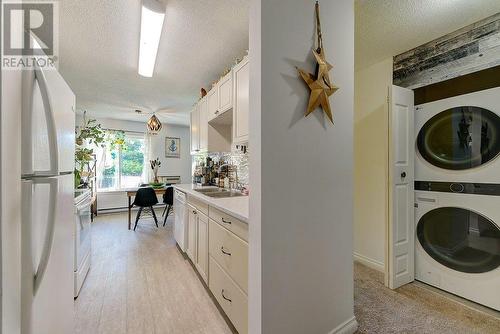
[417,106,500,170]
[417,207,500,273]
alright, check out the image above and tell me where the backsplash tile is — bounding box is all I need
[192,151,249,187]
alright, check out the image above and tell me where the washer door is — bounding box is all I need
[417,106,500,170]
[417,207,500,273]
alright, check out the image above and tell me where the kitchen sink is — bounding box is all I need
[194,187,246,198]
[194,187,222,193]
[204,191,246,198]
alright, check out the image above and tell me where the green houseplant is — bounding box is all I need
[75,116,125,188]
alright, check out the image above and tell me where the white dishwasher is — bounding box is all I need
[173,189,188,252]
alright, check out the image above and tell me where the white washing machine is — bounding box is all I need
[415,87,500,183]
[414,188,500,311]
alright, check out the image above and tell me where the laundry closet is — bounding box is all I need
[354,13,500,312]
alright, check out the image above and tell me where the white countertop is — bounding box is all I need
[173,184,249,223]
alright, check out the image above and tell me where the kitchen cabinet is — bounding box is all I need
[209,219,248,293]
[187,205,198,262]
[183,192,249,334]
[196,212,209,283]
[190,106,200,153]
[209,257,248,334]
[207,88,219,121]
[199,97,208,152]
[232,57,249,144]
[218,72,232,115]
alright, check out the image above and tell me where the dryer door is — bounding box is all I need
[416,106,500,170]
[416,207,500,273]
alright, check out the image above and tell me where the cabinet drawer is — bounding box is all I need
[187,195,208,215]
[209,206,248,242]
[209,257,248,334]
[209,219,248,293]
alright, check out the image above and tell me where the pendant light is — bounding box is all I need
[147,114,162,134]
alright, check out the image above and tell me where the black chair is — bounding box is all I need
[162,186,174,226]
[133,187,159,231]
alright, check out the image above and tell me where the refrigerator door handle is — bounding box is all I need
[33,178,58,295]
[34,66,59,175]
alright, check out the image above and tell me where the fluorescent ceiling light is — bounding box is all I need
[138,0,165,77]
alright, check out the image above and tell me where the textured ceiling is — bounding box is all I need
[355,0,500,70]
[59,0,249,125]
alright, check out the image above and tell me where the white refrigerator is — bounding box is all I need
[19,57,76,333]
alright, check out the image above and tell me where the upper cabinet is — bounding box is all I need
[207,89,218,121]
[207,71,232,122]
[218,72,233,115]
[199,97,208,152]
[191,55,249,154]
[190,104,200,153]
[233,57,249,144]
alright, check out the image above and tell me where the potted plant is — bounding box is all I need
[149,158,164,188]
[75,115,125,188]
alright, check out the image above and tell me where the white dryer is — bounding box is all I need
[414,187,500,311]
[415,87,500,183]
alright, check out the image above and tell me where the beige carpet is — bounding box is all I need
[354,262,500,334]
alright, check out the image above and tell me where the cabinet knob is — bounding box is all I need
[215,110,219,114]
[193,210,197,214]
[221,217,232,224]
[401,172,406,178]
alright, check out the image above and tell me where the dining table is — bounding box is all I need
[126,187,169,230]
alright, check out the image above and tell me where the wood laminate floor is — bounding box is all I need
[75,212,232,334]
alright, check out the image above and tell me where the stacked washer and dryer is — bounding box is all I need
[414,87,500,311]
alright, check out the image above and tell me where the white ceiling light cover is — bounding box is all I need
[138,0,165,77]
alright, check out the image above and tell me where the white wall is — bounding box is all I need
[353,58,393,271]
[76,116,191,210]
[249,1,356,333]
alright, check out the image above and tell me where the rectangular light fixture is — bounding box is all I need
[138,0,165,77]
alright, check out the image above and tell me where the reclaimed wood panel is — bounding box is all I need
[394,13,500,89]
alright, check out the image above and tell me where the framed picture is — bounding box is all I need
[165,137,181,158]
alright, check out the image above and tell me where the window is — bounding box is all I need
[96,132,147,191]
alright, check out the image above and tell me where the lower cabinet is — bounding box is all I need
[185,198,248,333]
[195,212,209,283]
[209,257,248,334]
[187,204,209,284]
[187,205,197,263]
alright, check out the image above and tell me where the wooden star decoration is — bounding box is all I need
[297,1,339,124]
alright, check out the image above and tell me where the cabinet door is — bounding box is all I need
[218,72,232,114]
[207,88,218,121]
[190,107,200,153]
[187,206,198,262]
[233,59,249,143]
[199,99,208,151]
[196,212,209,283]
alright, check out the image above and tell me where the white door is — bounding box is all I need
[196,212,209,283]
[218,72,232,114]
[187,205,198,262]
[21,59,75,177]
[233,58,249,143]
[21,174,74,334]
[199,98,208,151]
[388,85,415,289]
[190,107,200,153]
[207,88,218,121]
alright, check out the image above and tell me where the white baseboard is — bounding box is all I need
[328,316,358,334]
[353,252,384,272]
